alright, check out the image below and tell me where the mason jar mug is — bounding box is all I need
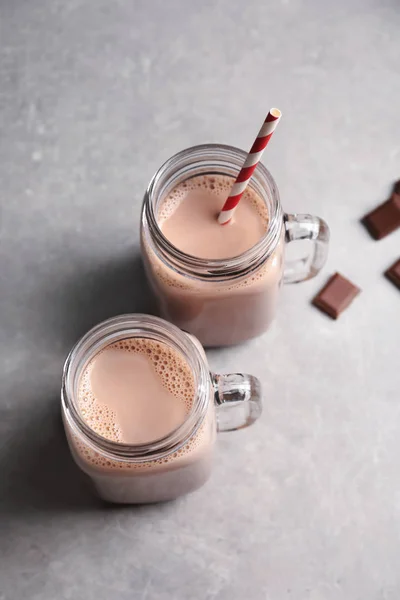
[141,144,329,347]
[61,314,262,504]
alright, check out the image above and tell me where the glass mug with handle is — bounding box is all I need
[61,314,262,504]
[141,144,330,347]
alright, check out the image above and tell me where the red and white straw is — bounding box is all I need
[218,108,282,225]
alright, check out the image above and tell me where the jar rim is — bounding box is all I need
[61,314,210,462]
[142,143,283,281]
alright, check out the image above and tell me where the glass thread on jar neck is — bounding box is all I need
[142,144,283,282]
[61,315,210,462]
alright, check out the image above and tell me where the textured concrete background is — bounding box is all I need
[1,0,400,598]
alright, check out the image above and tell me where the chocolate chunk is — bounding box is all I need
[312,273,361,319]
[385,258,400,290]
[393,180,400,195]
[362,194,400,240]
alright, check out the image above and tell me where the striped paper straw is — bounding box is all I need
[218,108,282,225]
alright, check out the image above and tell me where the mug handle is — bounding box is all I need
[283,213,330,284]
[212,373,262,432]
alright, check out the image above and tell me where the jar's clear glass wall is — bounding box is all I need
[61,315,262,504]
[141,145,329,347]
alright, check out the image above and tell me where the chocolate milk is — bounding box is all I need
[65,337,215,503]
[142,174,284,346]
[160,174,267,259]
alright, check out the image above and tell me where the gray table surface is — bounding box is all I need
[1,0,400,598]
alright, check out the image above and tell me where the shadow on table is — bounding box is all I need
[1,398,99,516]
[42,248,157,351]
[1,249,162,521]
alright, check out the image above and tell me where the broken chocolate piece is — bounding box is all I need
[385,258,400,290]
[393,180,400,195]
[362,194,400,240]
[312,273,361,319]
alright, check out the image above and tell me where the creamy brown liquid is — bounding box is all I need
[160,174,268,259]
[78,338,194,444]
[63,336,216,503]
[142,174,284,346]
